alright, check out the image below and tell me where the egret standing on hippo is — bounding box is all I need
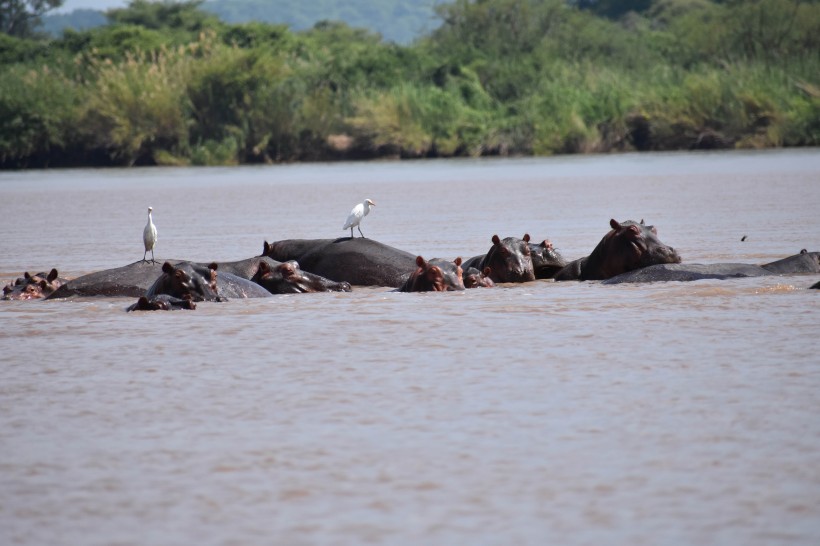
[343,198,375,238]
[143,206,158,264]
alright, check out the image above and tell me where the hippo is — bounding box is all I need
[398,256,465,292]
[463,266,495,288]
[554,219,681,281]
[604,250,820,284]
[3,268,64,300]
[529,239,568,279]
[250,260,352,294]
[126,294,197,312]
[262,238,418,287]
[463,234,535,283]
[761,250,820,275]
[145,262,224,302]
[47,260,270,299]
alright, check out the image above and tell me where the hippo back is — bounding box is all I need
[47,260,172,298]
[760,251,820,275]
[267,238,417,287]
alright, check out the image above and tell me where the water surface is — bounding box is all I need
[1,150,819,545]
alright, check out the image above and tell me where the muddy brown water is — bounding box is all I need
[1,150,819,545]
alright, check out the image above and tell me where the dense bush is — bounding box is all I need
[1,0,818,168]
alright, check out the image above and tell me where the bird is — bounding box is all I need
[143,206,158,263]
[343,198,375,238]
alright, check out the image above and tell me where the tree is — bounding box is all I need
[106,0,218,32]
[1,0,63,37]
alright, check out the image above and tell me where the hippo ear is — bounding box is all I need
[415,255,426,268]
[482,267,492,277]
[263,241,271,256]
[454,257,462,266]
[609,219,621,231]
[523,233,530,242]
[24,271,32,280]
[208,262,218,271]
[162,262,174,274]
[47,269,58,282]
[258,261,270,274]
[39,280,48,289]
[492,235,501,245]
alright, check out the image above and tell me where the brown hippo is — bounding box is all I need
[529,239,568,279]
[398,256,465,292]
[604,250,820,284]
[2,268,64,300]
[463,234,536,283]
[760,250,820,275]
[250,261,352,294]
[46,260,270,299]
[463,267,495,288]
[554,219,681,281]
[126,294,197,312]
[262,237,418,287]
[145,262,226,302]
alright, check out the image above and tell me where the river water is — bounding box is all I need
[1,150,819,545]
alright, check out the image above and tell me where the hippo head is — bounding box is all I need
[251,260,352,294]
[585,219,681,280]
[463,266,495,288]
[529,240,567,279]
[2,268,62,300]
[483,234,536,283]
[128,294,197,312]
[401,256,465,292]
[153,262,221,302]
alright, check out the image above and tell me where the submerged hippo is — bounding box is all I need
[604,250,820,284]
[530,239,568,279]
[398,256,465,292]
[760,250,820,275]
[146,262,225,302]
[462,234,536,283]
[463,266,495,288]
[3,268,64,300]
[554,219,681,281]
[262,238,418,287]
[47,260,270,299]
[127,294,197,312]
[251,261,352,294]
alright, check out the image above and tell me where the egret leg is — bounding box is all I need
[150,249,155,264]
[143,251,148,263]
[350,227,354,239]
[358,225,365,238]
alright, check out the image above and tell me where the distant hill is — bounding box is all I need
[42,0,444,44]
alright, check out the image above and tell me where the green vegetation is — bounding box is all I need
[1,0,818,168]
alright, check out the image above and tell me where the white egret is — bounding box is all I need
[343,198,375,238]
[143,206,158,263]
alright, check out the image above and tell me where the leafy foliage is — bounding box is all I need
[1,0,818,167]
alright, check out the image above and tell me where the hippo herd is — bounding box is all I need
[3,218,819,310]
